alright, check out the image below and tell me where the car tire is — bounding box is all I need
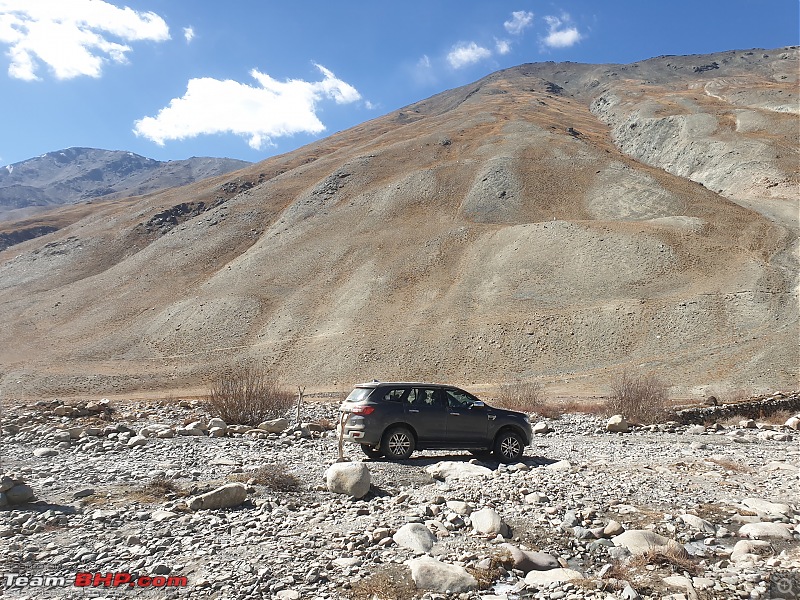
[380,426,415,460]
[360,445,383,459]
[494,430,524,463]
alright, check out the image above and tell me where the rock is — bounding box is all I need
[127,435,148,448]
[612,530,687,557]
[446,500,472,515]
[151,510,178,522]
[175,427,203,436]
[425,461,492,480]
[5,484,34,505]
[731,539,773,562]
[784,416,800,430]
[407,556,478,593]
[33,447,58,457]
[524,568,584,585]
[621,584,642,600]
[532,421,553,434]
[207,417,227,430]
[208,427,226,438]
[741,498,793,518]
[257,418,289,433]
[499,543,560,572]
[603,520,625,537]
[276,591,301,600]
[546,460,572,471]
[606,414,630,433]
[187,483,248,511]
[680,514,716,534]
[524,492,550,504]
[393,523,437,553]
[471,507,508,537]
[325,462,371,498]
[739,522,793,540]
[72,488,95,500]
[664,575,693,589]
[739,419,757,429]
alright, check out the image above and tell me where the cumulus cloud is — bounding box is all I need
[133,64,361,150]
[495,39,511,55]
[504,10,534,35]
[0,0,170,80]
[446,42,491,69]
[183,26,194,43]
[542,14,583,48]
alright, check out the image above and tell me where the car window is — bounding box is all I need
[382,388,409,403]
[412,388,442,407]
[445,389,476,409]
[344,387,372,403]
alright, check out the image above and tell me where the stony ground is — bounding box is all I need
[1,396,799,600]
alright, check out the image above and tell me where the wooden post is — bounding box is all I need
[295,386,305,424]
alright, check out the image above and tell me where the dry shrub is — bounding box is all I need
[559,398,607,416]
[467,549,514,590]
[629,546,700,576]
[495,381,547,413]
[130,475,186,503]
[606,372,671,424]
[206,365,293,426]
[228,464,301,491]
[705,457,753,473]
[348,565,418,600]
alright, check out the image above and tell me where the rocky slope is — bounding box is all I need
[1,396,798,599]
[0,47,797,399]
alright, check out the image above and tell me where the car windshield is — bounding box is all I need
[343,387,372,403]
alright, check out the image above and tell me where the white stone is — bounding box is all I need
[325,462,371,498]
[606,414,629,433]
[679,514,716,534]
[741,498,793,518]
[257,418,289,433]
[532,421,553,434]
[393,523,437,553]
[612,530,686,556]
[187,483,248,511]
[471,507,508,537]
[425,461,492,480]
[524,568,584,585]
[407,556,478,593]
[127,435,148,448]
[739,522,793,540]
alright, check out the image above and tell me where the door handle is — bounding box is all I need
[408,409,420,413]
[449,412,460,416]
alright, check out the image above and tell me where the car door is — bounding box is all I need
[444,388,488,446]
[404,387,447,445]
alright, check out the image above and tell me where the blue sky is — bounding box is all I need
[0,0,797,167]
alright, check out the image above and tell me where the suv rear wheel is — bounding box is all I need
[494,430,524,463]
[380,426,415,460]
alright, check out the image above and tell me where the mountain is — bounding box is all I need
[1,47,797,400]
[0,147,250,219]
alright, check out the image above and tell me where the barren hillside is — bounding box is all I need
[1,47,797,399]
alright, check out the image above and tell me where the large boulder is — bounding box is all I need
[187,483,248,511]
[499,543,560,573]
[325,462,371,498]
[606,415,629,433]
[393,523,437,553]
[257,418,289,433]
[425,461,492,480]
[5,484,35,505]
[471,507,509,537]
[524,568,584,586]
[741,498,793,518]
[739,522,793,540]
[407,556,478,593]
[612,530,687,557]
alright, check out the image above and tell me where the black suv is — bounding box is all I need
[339,382,532,462]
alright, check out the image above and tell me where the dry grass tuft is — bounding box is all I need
[606,371,672,424]
[495,381,546,413]
[228,464,301,491]
[348,565,418,600]
[629,545,700,576]
[705,457,753,473]
[205,364,294,426]
[128,475,187,503]
[467,549,515,590]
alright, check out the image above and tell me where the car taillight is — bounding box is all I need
[350,405,375,416]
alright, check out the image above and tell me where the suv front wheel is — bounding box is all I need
[380,426,415,460]
[494,430,524,463]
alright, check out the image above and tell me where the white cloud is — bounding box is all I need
[504,10,534,35]
[446,42,491,69]
[495,39,511,55]
[364,100,378,110]
[133,64,361,150]
[183,26,194,44]
[542,15,583,48]
[0,0,169,81]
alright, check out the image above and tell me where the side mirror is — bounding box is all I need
[471,401,485,409]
